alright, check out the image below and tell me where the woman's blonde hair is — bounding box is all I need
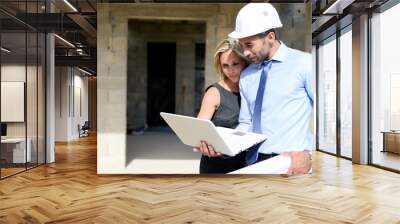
[214,38,248,80]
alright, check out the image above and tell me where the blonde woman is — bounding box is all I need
[195,38,248,174]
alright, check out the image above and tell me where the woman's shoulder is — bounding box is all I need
[201,85,220,109]
[205,82,222,92]
[204,85,220,98]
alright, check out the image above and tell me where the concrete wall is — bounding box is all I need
[127,20,205,130]
[97,3,311,174]
[277,3,312,52]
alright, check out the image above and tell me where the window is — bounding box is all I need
[339,28,352,158]
[371,2,400,171]
[0,2,47,179]
[317,36,337,154]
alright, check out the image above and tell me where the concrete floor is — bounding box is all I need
[126,128,400,173]
[126,127,201,174]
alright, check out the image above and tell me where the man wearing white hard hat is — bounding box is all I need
[199,3,313,175]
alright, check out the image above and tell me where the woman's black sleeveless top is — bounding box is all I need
[206,82,240,129]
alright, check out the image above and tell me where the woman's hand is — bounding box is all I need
[195,87,222,157]
[193,141,222,157]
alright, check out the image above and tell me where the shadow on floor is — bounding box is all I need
[125,126,201,167]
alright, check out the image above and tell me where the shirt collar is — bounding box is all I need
[270,41,287,63]
[257,41,288,69]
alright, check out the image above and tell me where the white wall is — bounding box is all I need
[55,67,89,141]
[1,66,26,127]
[1,63,47,163]
[1,82,25,122]
[1,65,36,138]
[72,73,89,138]
[55,66,69,141]
[1,65,26,81]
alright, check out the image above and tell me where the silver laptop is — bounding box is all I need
[160,112,267,157]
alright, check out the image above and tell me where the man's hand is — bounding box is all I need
[280,150,312,175]
[193,141,222,157]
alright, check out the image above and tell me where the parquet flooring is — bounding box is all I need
[1,134,400,223]
[1,167,26,178]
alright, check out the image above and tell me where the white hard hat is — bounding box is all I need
[228,3,283,39]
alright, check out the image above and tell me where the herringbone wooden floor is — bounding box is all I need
[1,134,400,223]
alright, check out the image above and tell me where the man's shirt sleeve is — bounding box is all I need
[236,79,252,132]
[303,53,314,106]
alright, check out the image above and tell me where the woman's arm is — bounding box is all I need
[195,87,222,157]
[197,87,220,120]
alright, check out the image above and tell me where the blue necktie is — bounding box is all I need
[246,60,272,165]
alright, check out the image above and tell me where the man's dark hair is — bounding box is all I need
[258,29,278,41]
